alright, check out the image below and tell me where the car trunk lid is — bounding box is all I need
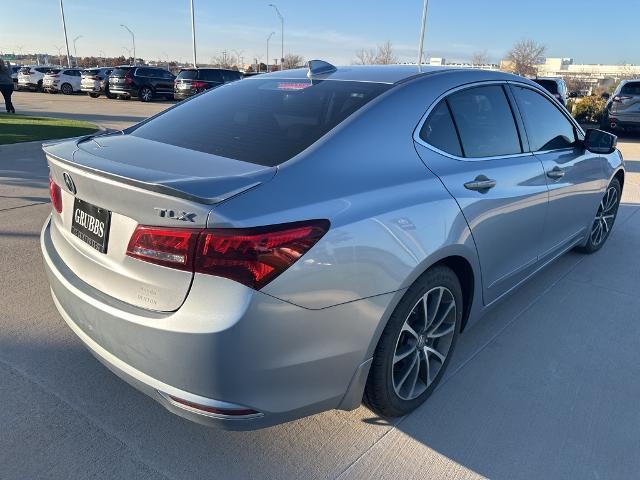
[44,134,276,311]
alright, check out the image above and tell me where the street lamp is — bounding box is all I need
[417,0,429,71]
[189,0,197,67]
[73,35,82,67]
[120,24,136,65]
[59,0,72,67]
[268,4,284,70]
[266,32,275,73]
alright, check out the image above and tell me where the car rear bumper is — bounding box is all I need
[109,85,136,97]
[173,91,194,100]
[608,114,640,128]
[41,215,386,429]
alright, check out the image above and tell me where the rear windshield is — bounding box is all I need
[132,78,390,166]
[533,79,559,94]
[621,82,640,96]
[177,70,199,80]
[111,67,132,76]
[19,67,31,73]
[82,69,100,75]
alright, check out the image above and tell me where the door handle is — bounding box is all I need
[464,175,497,192]
[547,167,565,179]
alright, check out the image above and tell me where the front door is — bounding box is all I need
[510,85,607,261]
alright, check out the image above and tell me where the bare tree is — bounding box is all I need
[283,53,305,69]
[353,41,398,65]
[471,49,489,66]
[505,39,546,77]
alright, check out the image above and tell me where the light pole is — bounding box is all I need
[120,24,136,65]
[268,4,284,70]
[266,32,275,73]
[417,0,429,71]
[59,0,72,67]
[73,35,82,67]
[190,0,197,67]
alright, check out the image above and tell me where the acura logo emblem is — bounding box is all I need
[62,172,76,194]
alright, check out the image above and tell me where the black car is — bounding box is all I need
[173,68,242,100]
[108,66,176,102]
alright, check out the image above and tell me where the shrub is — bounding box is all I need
[572,96,607,124]
[565,99,575,115]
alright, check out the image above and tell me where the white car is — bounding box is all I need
[17,66,60,91]
[43,68,83,95]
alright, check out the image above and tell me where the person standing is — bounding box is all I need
[0,59,16,114]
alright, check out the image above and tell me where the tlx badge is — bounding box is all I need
[154,208,196,222]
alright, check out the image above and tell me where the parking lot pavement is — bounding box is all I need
[10,91,171,131]
[1,131,639,478]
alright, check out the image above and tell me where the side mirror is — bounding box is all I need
[584,129,617,154]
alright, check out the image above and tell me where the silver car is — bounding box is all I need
[602,79,640,132]
[41,61,624,430]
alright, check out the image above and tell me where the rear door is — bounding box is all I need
[414,83,549,304]
[154,69,174,94]
[510,84,607,260]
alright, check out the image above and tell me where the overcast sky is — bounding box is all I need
[2,0,638,65]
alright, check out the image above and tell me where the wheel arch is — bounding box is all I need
[613,168,624,191]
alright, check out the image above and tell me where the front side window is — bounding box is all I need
[131,78,390,166]
[512,86,576,151]
[419,101,462,157]
[446,85,522,158]
[620,82,640,96]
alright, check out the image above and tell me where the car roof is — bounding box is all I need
[253,64,522,85]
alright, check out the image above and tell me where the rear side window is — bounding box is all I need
[221,70,241,82]
[447,85,522,158]
[419,101,462,156]
[199,70,223,82]
[533,79,559,95]
[621,82,640,95]
[512,86,576,151]
[131,78,390,166]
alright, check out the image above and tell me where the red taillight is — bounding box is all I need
[49,175,62,213]
[126,226,200,270]
[124,73,133,85]
[191,80,207,89]
[126,220,330,290]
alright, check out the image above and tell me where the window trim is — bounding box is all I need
[414,80,531,162]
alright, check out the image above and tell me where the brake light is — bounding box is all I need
[124,72,133,85]
[191,80,207,89]
[126,220,330,289]
[49,175,63,213]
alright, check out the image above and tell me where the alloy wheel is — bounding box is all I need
[392,286,457,401]
[141,88,152,102]
[590,186,618,247]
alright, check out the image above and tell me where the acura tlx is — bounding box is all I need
[41,60,624,429]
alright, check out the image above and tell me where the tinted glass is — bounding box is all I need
[19,67,30,73]
[621,82,640,96]
[162,70,175,79]
[447,85,521,158]
[111,67,132,76]
[512,86,576,151]
[533,79,559,95]
[132,78,390,166]
[200,70,223,82]
[221,70,241,82]
[419,101,462,156]
[177,70,199,80]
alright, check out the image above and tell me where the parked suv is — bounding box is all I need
[108,66,175,102]
[602,80,640,132]
[43,68,82,95]
[81,67,114,98]
[18,66,61,91]
[173,68,242,100]
[532,77,568,106]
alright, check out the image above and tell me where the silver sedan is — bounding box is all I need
[41,61,624,429]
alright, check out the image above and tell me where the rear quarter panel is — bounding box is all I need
[210,73,485,311]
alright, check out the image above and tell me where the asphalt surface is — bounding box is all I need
[2,93,640,479]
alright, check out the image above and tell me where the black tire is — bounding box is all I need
[576,178,621,254]
[364,265,463,418]
[89,92,100,98]
[61,83,73,95]
[139,86,153,102]
[37,80,43,92]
